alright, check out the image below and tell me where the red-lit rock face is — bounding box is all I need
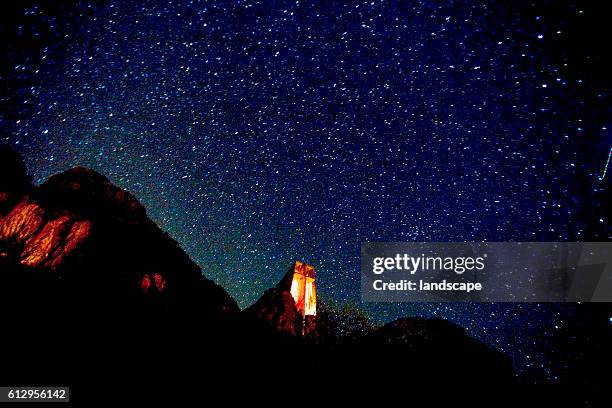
[245,261,318,337]
[0,200,92,269]
[279,261,317,317]
[140,273,152,292]
[140,273,167,294]
[0,202,45,243]
[0,149,239,317]
[153,273,166,292]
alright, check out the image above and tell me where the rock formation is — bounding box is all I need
[244,261,317,336]
[0,146,238,319]
[244,287,303,335]
[0,145,516,394]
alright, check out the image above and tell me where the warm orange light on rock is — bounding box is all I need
[0,200,92,269]
[286,261,316,317]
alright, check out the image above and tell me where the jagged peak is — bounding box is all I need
[36,166,146,222]
[0,153,239,317]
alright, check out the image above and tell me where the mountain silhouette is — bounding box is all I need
[0,146,518,402]
[0,157,238,318]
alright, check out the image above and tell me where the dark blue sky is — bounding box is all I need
[1,0,610,381]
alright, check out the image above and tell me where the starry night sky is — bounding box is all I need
[1,1,610,382]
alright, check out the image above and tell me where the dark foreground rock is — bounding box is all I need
[0,146,522,402]
[244,287,302,336]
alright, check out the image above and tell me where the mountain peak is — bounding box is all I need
[0,150,238,318]
[37,166,146,222]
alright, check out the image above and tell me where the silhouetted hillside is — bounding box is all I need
[0,145,521,402]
